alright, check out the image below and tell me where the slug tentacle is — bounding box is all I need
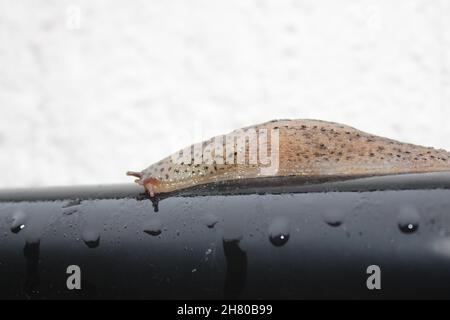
[126,171,142,178]
[127,171,144,185]
[127,119,450,196]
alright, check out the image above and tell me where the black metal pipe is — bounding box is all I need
[1,172,450,299]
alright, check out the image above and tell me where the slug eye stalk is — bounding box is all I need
[126,171,143,185]
[126,171,142,179]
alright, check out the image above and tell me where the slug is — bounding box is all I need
[127,119,450,197]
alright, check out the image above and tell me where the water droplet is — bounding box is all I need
[323,209,345,227]
[81,229,100,248]
[11,211,27,233]
[203,214,219,228]
[397,206,420,234]
[143,219,162,236]
[268,217,290,247]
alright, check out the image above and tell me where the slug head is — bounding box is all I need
[126,171,160,197]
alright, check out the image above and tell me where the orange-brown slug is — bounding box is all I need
[127,119,450,197]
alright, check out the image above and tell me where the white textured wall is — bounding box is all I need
[1,0,450,188]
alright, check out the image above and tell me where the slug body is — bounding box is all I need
[127,119,450,196]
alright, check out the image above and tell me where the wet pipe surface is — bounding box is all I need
[1,172,450,299]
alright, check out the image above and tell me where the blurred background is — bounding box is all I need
[1,0,449,188]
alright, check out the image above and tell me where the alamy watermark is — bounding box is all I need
[66,265,81,290]
[63,263,380,292]
[170,128,280,176]
[366,264,381,290]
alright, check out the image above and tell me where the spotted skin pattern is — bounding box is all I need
[127,119,450,197]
